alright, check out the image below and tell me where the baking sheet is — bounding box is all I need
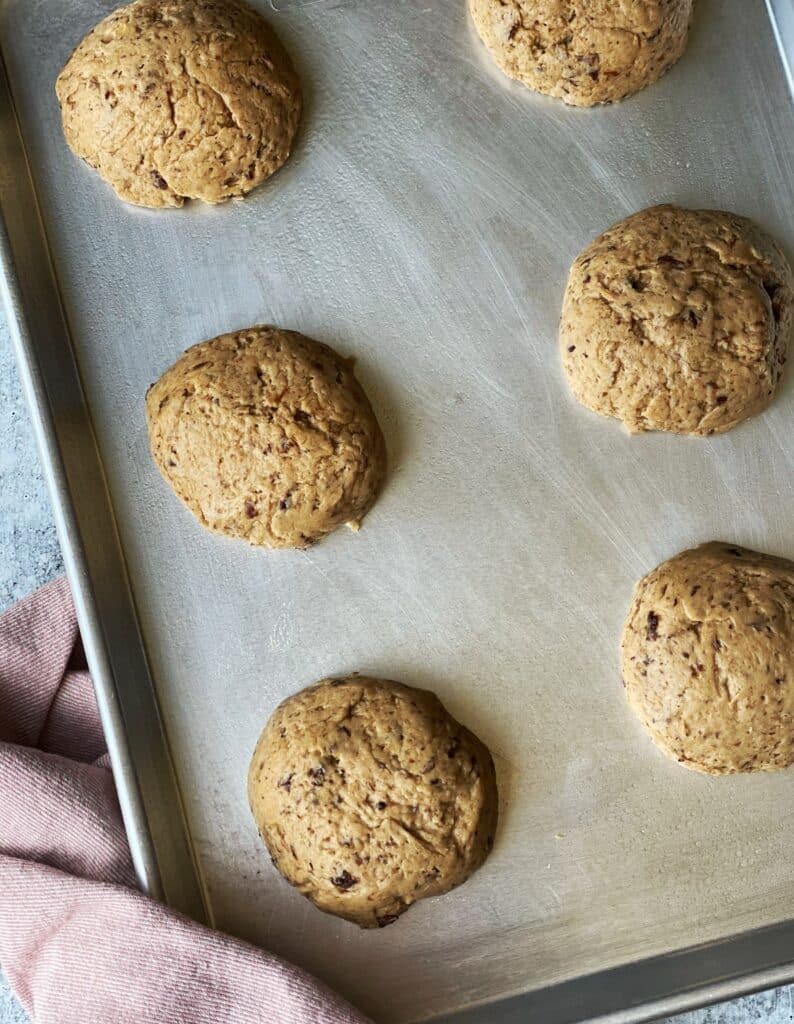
[3,0,794,1020]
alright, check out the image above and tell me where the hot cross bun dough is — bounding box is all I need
[621,543,794,775]
[468,0,693,106]
[560,205,793,435]
[145,327,386,549]
[55,0,301,208]
[247,676,499,928]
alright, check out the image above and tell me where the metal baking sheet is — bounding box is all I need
[2,0,794,1021]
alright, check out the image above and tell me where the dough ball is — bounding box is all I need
[56,0,301,207]
[621,542,794,775]
[561,205,792,435]
[468,0,692,106]
[146,326,386,549]
[248,675,498,927]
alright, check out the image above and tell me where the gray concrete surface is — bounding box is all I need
[0,319,791,1024]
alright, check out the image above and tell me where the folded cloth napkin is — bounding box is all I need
[0,576,371,1024]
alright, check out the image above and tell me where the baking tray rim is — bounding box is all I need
[0,19,208,924]
[1,0,794,1020]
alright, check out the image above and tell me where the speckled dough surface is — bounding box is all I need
[146,326,386,549]
[621,543,794,775]
[561,205,793,435]
[248,676,498,927]
[56,0,301,207]
[468,0,692,106]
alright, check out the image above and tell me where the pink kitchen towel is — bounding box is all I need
[0,576,372,1024]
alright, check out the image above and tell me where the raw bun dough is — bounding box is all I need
[146,326,386,549]
[248,675,499,927]
[561,205,793,435]
[56,0,301,207]
[468,0,692,106]
[622,542,794,775]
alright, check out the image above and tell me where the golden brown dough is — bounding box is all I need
[146,326,386,549]
[248,676,498,927]
[468,0,692,106]
[622,543,794,775]
[56,0,301,207]
[561,205,793,435]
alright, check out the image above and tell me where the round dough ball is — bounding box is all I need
[248,676,498,927]
[621,542,794,775]
[56,0,301,208]
[468,0,692,106]
[146,326,386,549]
[561,205,793,435]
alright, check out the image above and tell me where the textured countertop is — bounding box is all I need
[1,317,792,1024]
